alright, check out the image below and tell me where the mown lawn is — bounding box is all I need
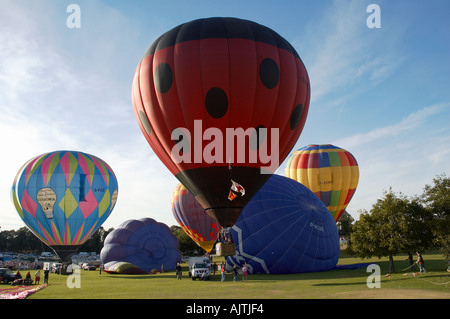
[23,250,449,299]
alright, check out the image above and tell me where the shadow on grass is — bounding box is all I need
[102,273,179,280]
[100,259,448,284]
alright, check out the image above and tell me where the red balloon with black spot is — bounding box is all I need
[132,17,310,227]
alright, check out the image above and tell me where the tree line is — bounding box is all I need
[338,173,449,272]
[0,224,199,257]
[0,226,115,255]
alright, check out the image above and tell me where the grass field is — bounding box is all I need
[18,250,448,300]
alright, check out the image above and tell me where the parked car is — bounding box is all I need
[82,263,97,271]
[51,263,62,273]
[0,268,18,284]
[189,263,211,280]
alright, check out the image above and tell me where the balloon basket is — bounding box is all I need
[215,242,236,257]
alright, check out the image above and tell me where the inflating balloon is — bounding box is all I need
[100,218,181,273]
[11,151,118,262]
[285,144,359,222]
[132,17,310,228]
[226,174,339,274]
[171,183,221,253]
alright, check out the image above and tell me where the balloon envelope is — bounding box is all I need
[132,17,310,227]
[285,144,359,222]
[103,261,148,275]
[11,150,118,262]
[171,183,221,253]
[226,174,339,274]
[100,218,181,273]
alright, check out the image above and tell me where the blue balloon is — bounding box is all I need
[11,150,118,262]
[100,218,181,273]
[226,174,339,274]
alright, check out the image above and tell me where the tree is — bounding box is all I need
[336,210,354,238]
[349,188,436,272]
[401,196,435,264]
[349,189,412,272]
[80,227,114,253]
[170,225,202,255]
[0,227,45,252]
[421,173,450,259]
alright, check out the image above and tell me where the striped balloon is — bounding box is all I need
[285,144,359,222]
[11,150,118,261]
[171,183,221,253]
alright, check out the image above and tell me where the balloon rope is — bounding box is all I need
[400,263,416,272]
[226,160,232,225]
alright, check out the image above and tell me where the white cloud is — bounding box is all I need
[333,103,449,149]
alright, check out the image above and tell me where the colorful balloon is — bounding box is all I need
[285,144,359,222]
[226,174,339,274]
[132,17,310,227]
[11,151,118,262]
[100,218,181,273]
[171,183,221,253]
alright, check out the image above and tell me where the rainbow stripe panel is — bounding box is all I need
[285,144,359,222]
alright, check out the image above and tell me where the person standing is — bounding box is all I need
[415,251,426,273]
[232,265,238,282]
[44,269,49,284]
[221,263,226,282]
[35,269,41,285]
[242,262,248,282]
[175,263,182,280]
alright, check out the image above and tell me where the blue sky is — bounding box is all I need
[1,0,449,231]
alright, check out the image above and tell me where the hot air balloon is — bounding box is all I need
[132,17,310,230]
[171,183,221,253]
[285,144,359,222]
[100,218,181,273]
[11,151,118,262]
[226,174,339,274]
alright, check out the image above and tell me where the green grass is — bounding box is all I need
[24,251,449,299]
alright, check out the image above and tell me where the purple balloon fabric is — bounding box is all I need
[100,218,181,273]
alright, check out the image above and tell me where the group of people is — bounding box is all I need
[174,261,249,282]
[10,269,50,286]
[222,262,248,282]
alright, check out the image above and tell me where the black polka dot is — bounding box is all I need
[250,125,266,151]
[205,87,228,119]
[290,104,303,130]
[154,63,173,93]
[259,58,279,89]
[138,110,151,136]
